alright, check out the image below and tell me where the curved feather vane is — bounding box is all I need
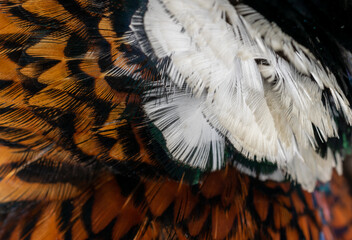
[144,91,225,170]
[0,0,351,239]
[131,0,352,190]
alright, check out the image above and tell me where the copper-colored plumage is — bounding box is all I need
[0,0,351,239]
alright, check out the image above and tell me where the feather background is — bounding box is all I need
[0,0,350,239]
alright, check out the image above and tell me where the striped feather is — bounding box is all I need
[0,0,350,239]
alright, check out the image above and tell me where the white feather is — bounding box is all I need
[144,90,225,170]
[128,0,352,191]
[236,4,352,124]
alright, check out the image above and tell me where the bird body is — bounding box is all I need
[0,0,351,239]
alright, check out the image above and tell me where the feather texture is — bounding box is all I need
[0,0,350,239]
[144,91,225,170]
[130,0,352,190]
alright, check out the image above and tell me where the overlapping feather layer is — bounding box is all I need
[128,0,352,191]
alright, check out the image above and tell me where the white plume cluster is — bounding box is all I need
[144,91,225,170]
[129,0,352,191]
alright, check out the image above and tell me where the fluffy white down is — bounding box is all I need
[129,0,352,191]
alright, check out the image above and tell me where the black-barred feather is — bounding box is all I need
[0,0,351,239]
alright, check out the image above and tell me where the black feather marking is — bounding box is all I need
[21,77,47,94]
[81,195,94,237]
[114,174,141,197]
[111,0,143,38]
[64,34,88,58]
[9,5,62,29]
[96,134,117,150]
[105,75,143,93]
[15,159,93,185]
[91,99,112,126]
[115,122,140,159]
[0,80,14,90]
[6,50,23,63]
[96,38,114,73]
[120,225,140,240]
[21,207,42,240]
[58,201,73,240]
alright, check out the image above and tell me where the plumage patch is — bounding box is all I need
[129,0,352,191]
[144,91,225,170]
